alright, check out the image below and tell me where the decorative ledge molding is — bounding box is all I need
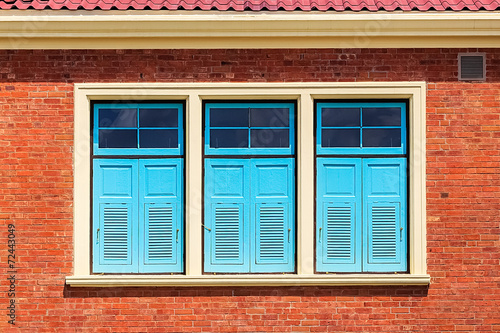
[1,11,500,49]
[66,274,431,287]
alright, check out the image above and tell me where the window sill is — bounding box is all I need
[66,274,430,287]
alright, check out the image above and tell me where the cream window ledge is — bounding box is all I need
[66,274,431,287]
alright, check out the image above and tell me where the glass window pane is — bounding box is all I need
[251,129,289,148]
[321,129,360,147]
[99,108,137,128]
[321,108,360,127]
[250,108,289,127]
[210,129,249,148]
[99,129,137,148]
[140,129,178,148]
[210,108,249,127]
[362,107,401,126]
[140,108,178,127]
[363,129,402,147]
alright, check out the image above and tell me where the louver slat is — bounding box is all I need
[257,205,285,260]
[214,206,241,260]
[146,205,173,261]
[102,205,130,261]
[326,206,352,260]
[371,206,397,260]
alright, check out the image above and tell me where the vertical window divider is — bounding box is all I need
[360,107,363,149]
[298,93,315,275]
[136,106,140,149]
[186,94,203,276]
[247,107,251,149]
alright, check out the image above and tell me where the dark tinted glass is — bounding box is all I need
[363,129,401,147]
[140,108,178,127]
[210,129,248,148]
[99,108,137,128]
[251,129,289,148]
[250,108,289,127]
[140,129,178,148]
[322,108,360,127]
[321,129,360,147]
[99,129,137,148]
[362,107,401,126]
[210,108,248,127]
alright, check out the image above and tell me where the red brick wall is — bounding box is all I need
[1,49,499,332]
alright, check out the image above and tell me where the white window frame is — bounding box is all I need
[67,82,429,287]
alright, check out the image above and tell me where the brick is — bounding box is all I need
[1,48,499,332]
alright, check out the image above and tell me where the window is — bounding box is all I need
[316,102,407,272]
[94,103,183,155]
[316,102,406,154]
[205,102,294,155]
[203,102,295,273]
[70,83,428,286]
[92,103,184,273]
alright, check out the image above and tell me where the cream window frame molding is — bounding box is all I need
[67,82,429,287]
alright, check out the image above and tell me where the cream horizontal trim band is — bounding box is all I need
[66,274,431,287]
[2,11,500,49]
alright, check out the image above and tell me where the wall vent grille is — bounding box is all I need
[459,53,486,81]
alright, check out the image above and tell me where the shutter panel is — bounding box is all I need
[316,158,362,272]
[93,159,139,273]
[363,158,407,272]
[139,159,183,273]
[251,159,294,272]
[369,205,398,260]
[101,205,131,261]
[146,204,174,260]
[256,205,286,260]
[325,204,354,261]
[213,204,244,262]
[204,159,250,273]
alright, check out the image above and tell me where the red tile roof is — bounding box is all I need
[1,0,499,11]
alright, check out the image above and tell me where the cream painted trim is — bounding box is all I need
[66,274,431,287]
[70,82,428,286]
[297,93,315,275]
[2,11,500,49]
[185,94,203,276]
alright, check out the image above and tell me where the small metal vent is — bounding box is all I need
[459,53,485,81]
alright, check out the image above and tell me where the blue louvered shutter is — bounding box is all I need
[139,159,183,273]
[251,159,294,273]
[93,159,139,273]
[204,159,250,273]
[316,158,362,272]
[363,158,407,272]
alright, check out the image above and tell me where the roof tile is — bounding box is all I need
[1,0,499,10]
